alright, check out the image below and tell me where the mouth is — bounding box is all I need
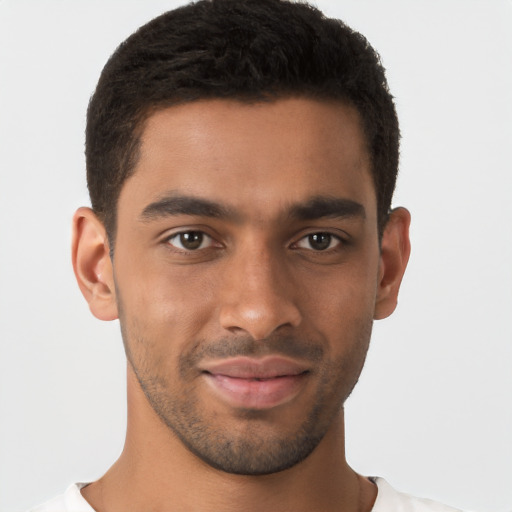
[200,356,310,410]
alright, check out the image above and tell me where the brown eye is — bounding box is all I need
[167,231,212,251]
[309,233,331,250]
[296,232,340,251]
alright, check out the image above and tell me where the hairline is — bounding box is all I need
[100,93,383,254]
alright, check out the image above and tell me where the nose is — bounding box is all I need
[218,241,302,340]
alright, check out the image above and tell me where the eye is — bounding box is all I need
[295,232,341,251]
[166,231,215,251]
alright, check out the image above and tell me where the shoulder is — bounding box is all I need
[27,483,94,512]
[371,477,469,512]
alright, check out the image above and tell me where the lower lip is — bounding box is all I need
[204,373,308,410]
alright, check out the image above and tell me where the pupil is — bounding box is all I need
[309,233,331,250]
[180,232,203,250]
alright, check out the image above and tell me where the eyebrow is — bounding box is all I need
[139,193,365,223]
[140,194,239,222]
[288,196,366,221]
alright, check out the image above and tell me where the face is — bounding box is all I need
[112,98,383,475]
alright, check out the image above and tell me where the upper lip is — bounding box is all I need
[200,356,309,379]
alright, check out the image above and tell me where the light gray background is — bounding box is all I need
[0,1,511,511]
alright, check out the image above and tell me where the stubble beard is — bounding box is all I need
[120,319,373,476]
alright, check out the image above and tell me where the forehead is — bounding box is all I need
[119,97,376,223]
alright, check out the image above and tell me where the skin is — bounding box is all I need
[73,98,411,512]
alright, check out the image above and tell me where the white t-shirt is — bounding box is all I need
[28,477,466,512]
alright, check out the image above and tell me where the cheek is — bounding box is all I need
[299,259,379,335]
[327,278,377,320]
[310,290,375,364]
[115,259,219,361]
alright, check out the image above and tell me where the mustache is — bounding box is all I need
[180,334,324,371]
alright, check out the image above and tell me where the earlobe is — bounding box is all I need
[72,207,118,321]
[374,207,411,320]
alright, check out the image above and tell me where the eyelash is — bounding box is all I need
[165,231,219,252]
[292,232,343,252]
[164,229,347,253]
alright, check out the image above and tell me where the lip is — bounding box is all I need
[201,356,310,410]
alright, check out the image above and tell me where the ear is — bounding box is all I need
[374,207,411,320]
[71,207,118,321]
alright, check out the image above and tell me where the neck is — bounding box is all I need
[81,366,377,512]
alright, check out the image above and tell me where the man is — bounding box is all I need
[30,0,466,510]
